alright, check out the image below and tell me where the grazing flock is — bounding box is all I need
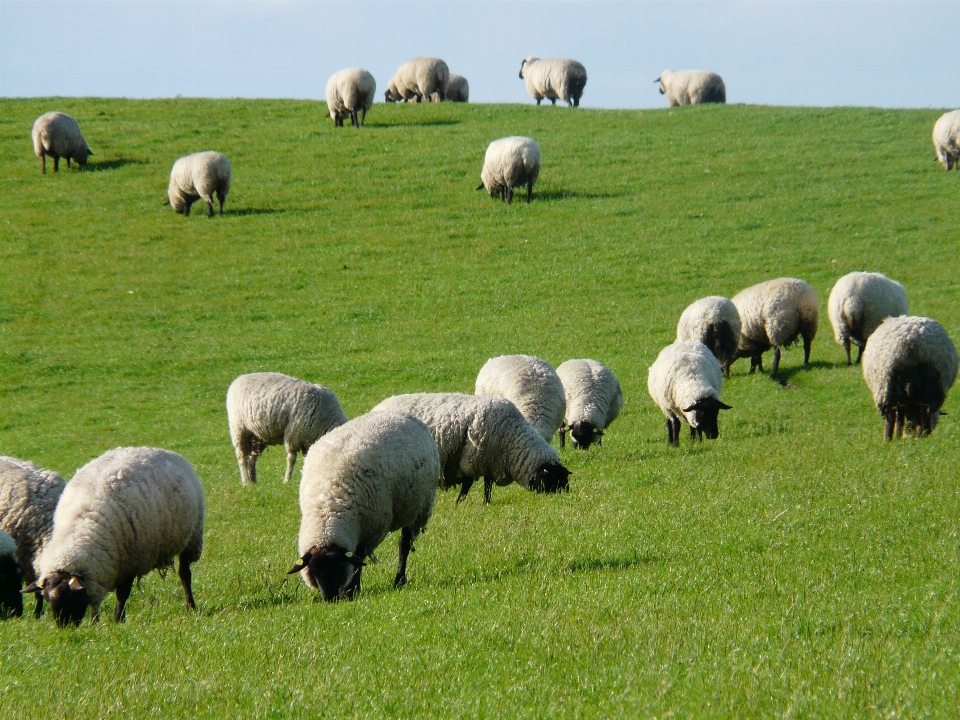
[6,55,959,625]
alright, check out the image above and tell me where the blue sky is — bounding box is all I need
[1,1,957,108]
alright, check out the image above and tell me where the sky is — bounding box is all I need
[1,0,958,109]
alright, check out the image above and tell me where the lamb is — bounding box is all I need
[932,110,960,171]
[828,272,909,365]
[445,73,469,102]
[676,296,742,377]
[519,57,587,107]
[555,360,624,449]
[476,136,541,204]
[656,71,726,107]
[226,372,349,485]
[165,151,231,217]
[730,278,819,378]
[24,447,205,626]
[0,530,22,618]
[326,67,376,127]
[384,56,449,103]
[288,412,440,601]
[371,393,570,503]
[0,456,66,617]
[647,341,732,445]
[31,111,93,174]
[861,316,959,440]
[475,354,566,443]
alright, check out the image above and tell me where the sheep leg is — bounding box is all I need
[770,347,781,377]
[843,339,852,366]
[894,409,906,439]
[178,556,197,610]
[33,592,44,618]
[750,354,763,374]
[483,476,494,504]
[802,336,812,365]
[206,198,214,218]
[67,157,72,169]
[360,108,367,125]
[690,425,697,441]
[558,425,566,448]
[283,443,297,483]
[550,98,557,106]
[54,156,60,172]
[855,344,864,365]
[40,151,47,174]
[350,109,359,127]
[506,187,514,204]
[721,361,731,378]
[216,190,226,215]
[666,418,677,446]
[394,527,414,588]
[113,576,135,622]
[526,180,533,203]
[536,98,542,106]
[455,478,474,503]
[573,97,580,107]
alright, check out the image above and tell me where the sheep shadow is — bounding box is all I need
[773,359,835,387]
[534,189,627,202]
[228,208,286,217]
[90,157,149,171]
[369,118,461,128]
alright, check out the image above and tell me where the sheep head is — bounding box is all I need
[288,544,364,602]
[570,420,602,449]
[530,460,570,494]
[23,572,90,627]
[682,397,732,440]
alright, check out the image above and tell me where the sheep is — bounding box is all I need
[287,412,440,601]
[165,151,231,217]
[647,340,732,446]
[31,111,93,174]
[226,372,349,485]
[519,57,587,107]
[384,56,449,103]
[0,456,66,617]
[555,360,624,449]
[730,278,819,378]
[0,530,22,618]
[656,70,726,107]
[475,354,566,443]
[828,272,909,366]
[932,110,960,171]
[476,136,541,204]
[24,447,204,626]
[326,67,376,127]
[371,393,570,503]
[861,316,959,440]
[676,296,742,377]
[445,73,469,102]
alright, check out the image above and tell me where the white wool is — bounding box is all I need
[932,110,960,171]
[478,136,541,204]
[647,341,724,428]
[676,296,742,372]
[731,277,819,373]
[657,71,726,107]
[31,112,92,173]
[519,57,587,107]
[0,456,65,583]
[167,151,232,216]
[326,67,376,126]
[385,57,449,102]
[555,360,624,448]
[828,272,908,364]
[445,73,469,102]
[476,354,566,443]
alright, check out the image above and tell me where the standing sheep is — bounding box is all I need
[555,360,624,449]
[475,354,566,443]
[31,111,93,174]
[326,67,376,127]
[676,296,742,377]
[24,447,205,627]
[384,56,449,103]
[226,372,349,485]
[0,530,22,617]
[288,412,440,601]
[828,272,908,365]
[476,136,541,204]
[731,278,819,378]
[165,151,231,217]
[648,341,732,446]
[932,110,960,171]
[445,73,469,102]
[656,71,726,107]
[519,57,587,107]
[861,316,959,440]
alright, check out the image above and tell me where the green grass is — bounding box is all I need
[2,98,960,717]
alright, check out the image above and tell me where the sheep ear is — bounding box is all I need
[654,78,661,83]
[68,576,85,591]
[682,403,698,413]
[287,550,313,574]
[344,551,365,568]
[718,401,732,410]
[21,582,42,594]
[163,198,171,206]
[476,183,485,191]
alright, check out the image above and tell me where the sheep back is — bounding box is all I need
[476,354,565,443]
[326,67,376,125]
[556,360,624,448]
[657,70,726,106]
[31,112,92,171]
[167,151,232,216]
[731,278,819,356]
[648,341,724,426]
[0,456,66,584]
[519,57,587,106]
[479,136,541,203]
[932,110,960,171]
[828,272,908,355]
[385,56,450,102]
[676,296,742,371]
[446,73,469,102]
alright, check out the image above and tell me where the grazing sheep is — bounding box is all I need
[31,111,93,174]
[519,57,587,107]
[932,110,960,171]
[476,136,541,204]
[326,67,376,127]
[0,456,66,617]
[384,56,449,103]
[0,530,22,618]
[656,70,726,107]
[828,272,909,365]
[288,412,440,601]
[165,151,231,217]
[731,278,819,378]
[861,316,959,440]
[676,296,742,377]
[371,393,570,503]
[475,354,566,443]
[445,73,469,102]
[648,341,732,445]
[226,372,349,485]
[25,447,205,626]
[555,360,624,449]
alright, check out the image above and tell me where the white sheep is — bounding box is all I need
[384,56,450,103]
[656,70,726,107]
[475,354,566,443]
[0,456,66,617]
[519,57,587,107]
[288,412,440,601]
[555,360,624,449]
[476,136,541,204]
[932,110,960,171]
[828,272,908,365]
[165,151,231,217]
[226,372,349,485]
[861,316,959,440]
[326,67,376,127]
[0,529,22,618]
[25,447,205,626]
[371,393,570,503]
[676,296,742,377]
[31,111,93,174]
[445,73,469,102]
[648,341,732,445]
[730,278,819,378]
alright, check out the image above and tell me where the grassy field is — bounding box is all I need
[1,97,959,717]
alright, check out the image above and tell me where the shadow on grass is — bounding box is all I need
[773,359,835,387]
[369,118,462,128]
[228,208,287,217]
[90,157,149,171]
[534,189,628,202]
[568,552,665,573]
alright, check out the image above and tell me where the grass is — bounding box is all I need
[1,97,960,717]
